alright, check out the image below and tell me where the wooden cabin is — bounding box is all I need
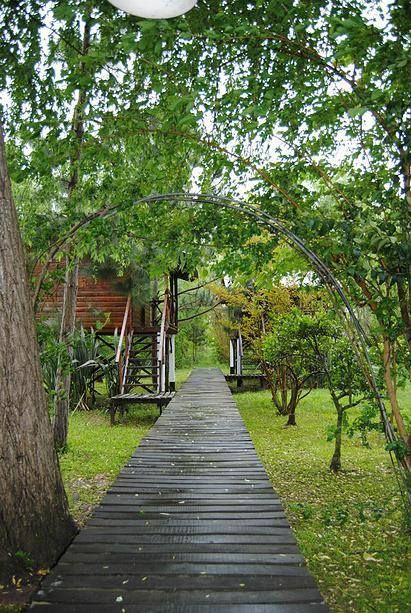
[36,261,179,336]
[36,261,182,415]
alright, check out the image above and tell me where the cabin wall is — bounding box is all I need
[34,263,145,334]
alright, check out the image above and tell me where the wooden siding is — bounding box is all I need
[34,263,146,334]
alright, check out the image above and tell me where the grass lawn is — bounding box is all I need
[60,405,157,525]
[62,367,193,525]
[235,386,411,613]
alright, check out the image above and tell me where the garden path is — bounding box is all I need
[30,368,327,612]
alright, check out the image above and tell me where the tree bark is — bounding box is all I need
[330,406,344,473]
[0,127,76,581]
[286,409,297,426]
[286,382,299,426]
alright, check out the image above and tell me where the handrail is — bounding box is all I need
[121,330,133,394]
[157,289,170,392]
[158,290,169,362]
[115,295,131,364]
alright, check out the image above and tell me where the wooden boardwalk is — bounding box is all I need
[31,368,328,612]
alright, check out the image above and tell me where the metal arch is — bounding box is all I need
[52,190,409,498]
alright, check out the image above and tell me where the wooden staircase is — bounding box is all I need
[110,289,175,422]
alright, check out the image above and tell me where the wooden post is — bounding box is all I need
[165,336,170,392]
[236,336,243,388]
[236,337,243,375]
[156,332,161,393]
[169,335,176,392]
[229,338,235,374]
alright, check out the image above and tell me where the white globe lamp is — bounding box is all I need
[108,0,196,19]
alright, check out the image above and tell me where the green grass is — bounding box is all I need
[175,367,192,389]
[61,368,192,525]
[235,387,411,613]
[60,406,157,525]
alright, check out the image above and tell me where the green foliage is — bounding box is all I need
[2,2,410,362]
[263,308,335,372]
[70,327,101,409]
[327,337,370,402]
[37,321,68,401]
[13,551,34,571]
[386,439,411,461]
[347,402,382,447]
[263,307,335,418]
[37,322,119,409]
[176,285,217,366]
[236,386,411,612]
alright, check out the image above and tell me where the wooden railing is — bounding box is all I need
[115,295,131,394]
[115,290,171,396]
[157,289,171,393]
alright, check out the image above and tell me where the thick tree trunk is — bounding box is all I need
[0,127,76,581]
[53,257,79,450]
[330,406,344,473]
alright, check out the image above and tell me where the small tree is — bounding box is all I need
[263,308,330,425]
[323,337,370,472]
[287,313,370,472]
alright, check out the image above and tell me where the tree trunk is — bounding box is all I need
[286,383,298,426]
[280,364,288,413]
[383,337,411,469]
[53,257,79,450]
[0,127,76,582]
[260,362,281,412]
[52,21,90,450]
[330,406,344,472]
[286,408,297,426]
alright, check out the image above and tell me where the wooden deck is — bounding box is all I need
[110,392,175,424]
[30,368,328,612]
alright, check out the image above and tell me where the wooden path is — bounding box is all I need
[31,368,328,612]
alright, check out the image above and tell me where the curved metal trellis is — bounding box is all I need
[45,191,410,502]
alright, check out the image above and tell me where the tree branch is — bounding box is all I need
[178,301,223,323]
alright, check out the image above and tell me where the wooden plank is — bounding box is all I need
[34,588,324,604]
[41,573,316,590]
[30,368,328,611]
[29,604,328,613]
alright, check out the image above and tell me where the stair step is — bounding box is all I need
[127,366,160,372]
[130,375,157,384]
[128,360,159,365]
